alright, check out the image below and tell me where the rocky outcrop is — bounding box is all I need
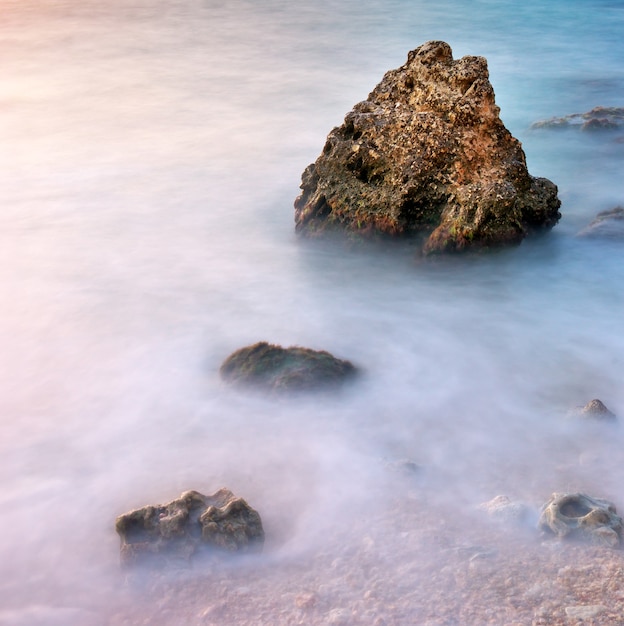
[577,207,624,239]
[531,106,624,132]
[115,488,264,567]
[538,493,623,547]
[220,342,356,392]
[294,41,561,254]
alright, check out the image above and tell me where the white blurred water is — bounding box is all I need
[1,0,624,623]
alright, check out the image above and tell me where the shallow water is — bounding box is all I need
[1,0,624,623]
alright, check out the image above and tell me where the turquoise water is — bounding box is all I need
[0,0,623,622]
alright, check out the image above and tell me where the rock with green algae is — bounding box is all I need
[220,341,357,392]
[115,488,264,568]
[294,40,561,255]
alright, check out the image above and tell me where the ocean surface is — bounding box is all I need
[1,0,623,623]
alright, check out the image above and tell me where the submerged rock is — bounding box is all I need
[577,207,624,239]
[479,495,533,526]
[115,488,264,567]
[531,106,624,132]
[538,492,623,547]
[220,341,356,392]
[294,40,561,255]
[384,458,422,476]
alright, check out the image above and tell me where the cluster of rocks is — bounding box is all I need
[294,41,561,255]
[115,396,620,568]
[477,398,621,547]
[480,491,624,548]
[115,43,622,570]
[114,343,358,568]
[531,107,624,239]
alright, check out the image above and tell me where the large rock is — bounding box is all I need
[115,488,264,567]
[294,41,561,254]
[220,341,356,392]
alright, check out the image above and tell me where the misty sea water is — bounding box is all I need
[1,0,624,623]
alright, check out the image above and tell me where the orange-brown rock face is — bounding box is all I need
[294,41,561,254]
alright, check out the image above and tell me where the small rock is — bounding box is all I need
[479,495,533,525]
[570,398,618,421]
[564,605,606,620]
[219,341,357,392]
[115,488,264,567]
[538,492,623,547]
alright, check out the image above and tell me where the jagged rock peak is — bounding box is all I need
[294,41,561,254]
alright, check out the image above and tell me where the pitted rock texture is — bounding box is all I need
[294,41,561,254]
[220,342,356,392]
[115,488,264,567]
[538,493,623,547]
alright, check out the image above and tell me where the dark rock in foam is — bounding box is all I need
[294,41,561,255]
[220,341,356,392]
